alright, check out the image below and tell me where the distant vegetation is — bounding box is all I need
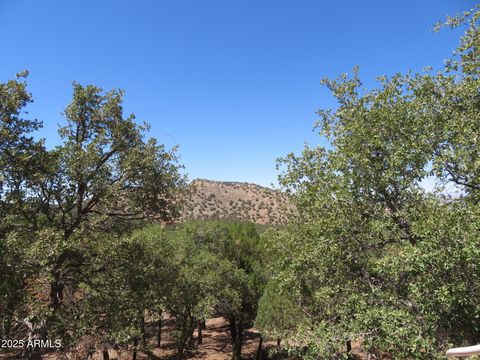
[1,5,480,360]
[181,179,295,225]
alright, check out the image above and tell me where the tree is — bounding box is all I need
[161,223,235,357]
[259,6,480,359]
[0,71,45,340]
[0,79,186,354]
[255,279,304,350]
[178,221,265,360]
[218,222,266,360]
[80,227,175,360]
[427,8,480,202]
[38,83,184,329]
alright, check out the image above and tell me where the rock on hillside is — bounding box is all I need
[180,179,295,225]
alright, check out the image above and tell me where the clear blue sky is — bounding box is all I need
[0,1,475,187]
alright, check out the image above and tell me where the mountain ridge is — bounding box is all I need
[180,178,294,225]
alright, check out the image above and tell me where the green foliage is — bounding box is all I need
[258,6,480,359]
[170,221,265,359]
[0,72,46,340]
[80,227,171,348]
[255,279,304,342]
[0,76,186,354]
[3,6,480,360]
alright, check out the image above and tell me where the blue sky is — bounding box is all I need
[0,1,475,187]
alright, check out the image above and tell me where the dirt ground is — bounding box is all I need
[1,316,370,359]
[0,317,272,360]
[103,316,270,360]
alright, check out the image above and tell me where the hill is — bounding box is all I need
[180,179,295,225]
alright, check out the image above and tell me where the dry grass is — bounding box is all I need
[180,179,295,225]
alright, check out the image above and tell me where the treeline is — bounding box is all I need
[2,5,480,360]
[70,220,266,360]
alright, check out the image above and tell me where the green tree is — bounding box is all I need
[0,78,186,354]
[39,83,184,329]
[0,72,46,339]
[260,6,480,359]
[160,223,227,356]
[177,221,265,360]
[80,227,175,360]
[255,279,304,349]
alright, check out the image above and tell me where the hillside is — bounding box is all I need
[180,179,295,225]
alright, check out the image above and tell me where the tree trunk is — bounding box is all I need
[140,315,146,349]
[102,349,110,360]
[276,338,281,349]
[2,297,17,337]
[198,320,203,344]
[256,334,263,360]
[346,339,353,360]
[157,317,162,348]
[177,316,187,357]
[188,316,196,348]
[177,314,196,356]
[132,337,138,360]
[49,270,64,311]
[228,315,243,360]
[201,319,206,330]
[182,316,194,355]
[178,340,184,358]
